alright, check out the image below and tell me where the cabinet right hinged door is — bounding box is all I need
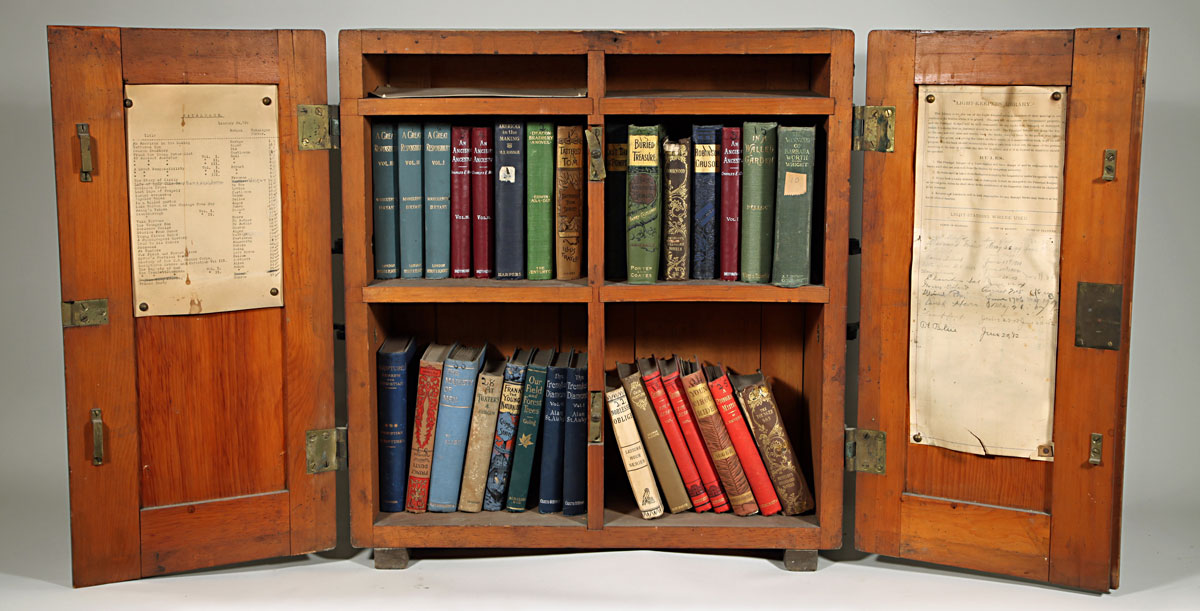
[855,29,1148,592]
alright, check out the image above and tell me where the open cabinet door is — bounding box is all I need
[856,29,1147,592]
[48,27,335,586]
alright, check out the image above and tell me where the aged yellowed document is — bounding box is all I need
[909,85,1067,460]
[125,84,283,317]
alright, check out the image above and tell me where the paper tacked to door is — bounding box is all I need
[909,85,1067,460]
[125,84,283,317]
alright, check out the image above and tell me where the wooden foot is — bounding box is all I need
[783,549,818,572]
[374,547,410,570]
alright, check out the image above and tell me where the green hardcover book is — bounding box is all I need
[506,348,555,511]
[740,122,778,284]
[526,122,555,280]
[626,125,665,284]
[772,126,816,287]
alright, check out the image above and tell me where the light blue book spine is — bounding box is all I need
[427,346,488,512]
[424,123,452,279]
[397,123,424,278]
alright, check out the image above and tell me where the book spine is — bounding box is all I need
[427,356,483,512]
[458,371,503,512]
[626,125,663,284]
[494,122,525,279]
[538,364,568,512]
[507,361,549,511]
[605,386,664,519]
[643,369,710,511]
[719,127,742,281]
[691,125,720,279]
[377,351,410,512]
[772,126,816,287]
[604,124,628,280]
[683,371,757,516]
[483,363,526,510]
[621,371,692,513]
[450,126,473,278]
[423,123,452,279]
[740,122,778,284]
[555,126,585,280]
[397,123,424,278]
[708,373,781,516]
[470,127,494,278]
[662,138,691,281]
[371,123,399,279]
[662,369,729,513]
[562,363,588,516]
[736,378,814,515]
[526,123,555,280]
[405,362,445,512]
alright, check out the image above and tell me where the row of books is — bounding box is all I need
[606,356,814,519]
[371,122,585,281]
[378,338,587,514]
[605,123,817,286]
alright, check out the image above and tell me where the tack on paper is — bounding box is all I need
[909,85,1068,461]
[125,84,283,317]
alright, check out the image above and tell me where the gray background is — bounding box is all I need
[2,0,1197,606]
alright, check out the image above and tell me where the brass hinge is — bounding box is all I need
[588,391,604,443]
[852,106,895,153]
[298,104,340,151]
[845,427,886,474]
[305,426,347,474]
[61,299,108,328]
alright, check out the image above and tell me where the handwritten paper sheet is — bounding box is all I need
[909,85,1067,460]
[125,84,283,317]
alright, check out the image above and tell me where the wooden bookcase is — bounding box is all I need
[339,29,851,560]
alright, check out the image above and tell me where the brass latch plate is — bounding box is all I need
[62,299,108,328]
[852,106,895,153]
[305,427,347,474]
[589,391,604,443]
[845,427,886,474]
[298,104,340,151]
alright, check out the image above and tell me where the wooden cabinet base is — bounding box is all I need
[374,548,410,570]
[783,549,818,572]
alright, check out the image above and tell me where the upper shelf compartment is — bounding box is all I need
[352,51,589,100]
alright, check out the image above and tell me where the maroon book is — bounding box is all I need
[451,127,473,278]
[719,127,742,281]
[470,127,494,278]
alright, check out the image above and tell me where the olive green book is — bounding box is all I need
[772,126,816,287]
[740,122,778,284]
[625,125,665,284]
[526,122,555,280]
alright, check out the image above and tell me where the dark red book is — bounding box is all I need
[719,127,742,281]
[451,127,473,278]
[639,358,711,512]
[660,357,729,513]
[406,343,456,513]
[470,127,494,278]
[705,363,781,516]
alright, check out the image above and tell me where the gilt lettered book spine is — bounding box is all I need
[604,124,628,280]
[483,352,530,510]
[662,138,691,281]
[691,125,721,279]
[494,122,525,279]
[625,125,663,284]
[397,123,424,278]
[470,127,494,278]
[740,122,778,283]
[377,337,416,512]
[730,371,814,515]
[555,125,584,280]
[619,364,691,513]
[640,359,710,511]
[450,126,473,278]
[772,126,816,287]
[606,384,664,519]
[458,359,504,512]
[562,353,588,516]
[538,353,571,512]
[423,123,452,279]
[707,365,781,516]
[719,127,742,281]
[371,122,398,279]
[661,358,728,513]
[406,343,457,512]
[427,346,487,512]
[526,122,554,280]
[507,350,552,511]
[682,364,757,516]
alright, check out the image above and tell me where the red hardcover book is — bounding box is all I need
[705,363,781,516]
[450,127,473,278]
[660,357,729,513]
[719,127,742,281]
[639,358,711,512]
[406,343,457,512]
[470,127,494,278]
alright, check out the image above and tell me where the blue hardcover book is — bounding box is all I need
[507,349,554,511]
[562,352,588,516]
[537,350,573,513]
[372,122,399,279]
[397,123,424,278]
[483,348,533,510]
[427,344,487,512]
[377,336,417,512]
[423,123,452,279]
[691,125,721,279]
[494,121,525,279]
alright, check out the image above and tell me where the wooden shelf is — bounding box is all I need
[356,97,592,116]
[373,510,585,548]
[600,91,835,115]
[597,504,820,548]
[363,278,591,303]
[601,281,829,303]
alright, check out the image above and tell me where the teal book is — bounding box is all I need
[506,348,554,511]
[772,126,816,287]
[626,125,664,284]
[396,123,424,279]
[371,122,398,279]
[423,123,452,279]
[427,344,488,512]
[526,122,555,280]
[740,122,778,283]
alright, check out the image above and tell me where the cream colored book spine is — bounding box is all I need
[605,385,664,519]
